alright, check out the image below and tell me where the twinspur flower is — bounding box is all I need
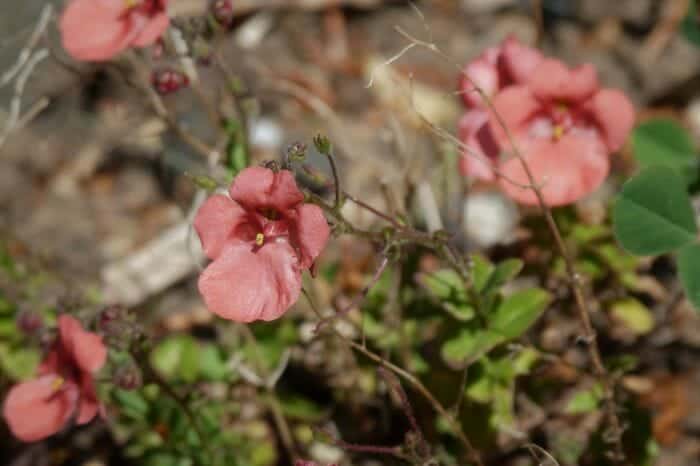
[194,167,330,322]
[3,315,107,442]
[458,38,635,206]
[60,0,169,61]
[458,36,543,180]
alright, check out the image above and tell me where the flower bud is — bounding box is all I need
[17,310,43,335]
[286,142,307,162]
[114,364,143,391]
[212,0,234,27]
[151,69,190,95]
[313,134,332,154]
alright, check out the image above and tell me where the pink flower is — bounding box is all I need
[60,0,169,61]
[488,59,635,206]
[458,37,543,180]
[3,315,107,442]
[194,167,330,322]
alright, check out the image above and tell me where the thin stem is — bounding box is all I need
[394,24,626,461]
[315,255,390,332]
[323,148,342,210]
[317,427,409,460]
[344,192,405,229]
[133,348,214,466]
[378,367,431,459]
[238,325,300,462]
[303,291,484,466]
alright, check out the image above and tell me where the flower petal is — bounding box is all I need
[291,204,330,269]
[60,0,135,61]
[131,12,169,47]
[58,315,107,374]
[499,36,543,84]
[489,85,542,148]
[229,167,304,212]
[528,59,599,102]
[498,133,609,206]
[194,194,249,260]
[76,375,100,425]
[2,375,78,442]
[584,89,636,152]
[458,110,498,181]
[460,48,500,108]
[198,242,302,322]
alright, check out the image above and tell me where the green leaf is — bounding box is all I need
[279,395,325,421]
[420,269,474,321]
[199,344,229,381]
[565,384,603,414]
[113,388,150,420]
[0,346,40,380]
[471,255,494,293]
[678,242,700,310]
[420,269,466,301]
[481,259,523,297]
[613,166,697,255]
[441,327,502,365]
[512,347,539,375]
[632,119,697,184]
[489,289,550,339]
[150,335,200,382]
[682,0,700,47]
[609,298,655,335]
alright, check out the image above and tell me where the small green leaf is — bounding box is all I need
[0,347,40,380]
[113,388,150,420]
[280,395,325,421]
[512,347,539,375]
[420,269,466,301]
[150,335,200,382]
[632,119,697,184]
[489,289,550,339]
[199,344,229,381]
[420,269,474,321]
[682,0,700,47]
[565,384,603,414]
[678,242,700,310]
[613,166,697,255]
[441,328,502,365]
[482,259,523,297]
[609,298,655,335]
[471,255,494,293]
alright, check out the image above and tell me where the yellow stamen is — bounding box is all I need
[124,0,139,8]
[552,125,564,141]
[255,233,264,246]
[52,376,65,390]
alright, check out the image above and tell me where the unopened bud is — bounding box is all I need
[17,310,43,335]
[313,134,332,154]
[99,305,125,334]
[286,142,307,162]
[151,69,190,95]
[114,364,142,390]
[212,0,234,27]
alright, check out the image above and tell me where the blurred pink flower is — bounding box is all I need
[194,167,330,322]
[60,0,169,61]
[489,59,635,206]
[458,37,543,180]
[3,315,107,442]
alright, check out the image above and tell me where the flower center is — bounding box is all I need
[552,125,565,141]
[52,376,65,390]
[124,0,140,8]
[255,233,265,246]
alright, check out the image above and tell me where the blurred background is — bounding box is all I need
[2,1,700,465]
